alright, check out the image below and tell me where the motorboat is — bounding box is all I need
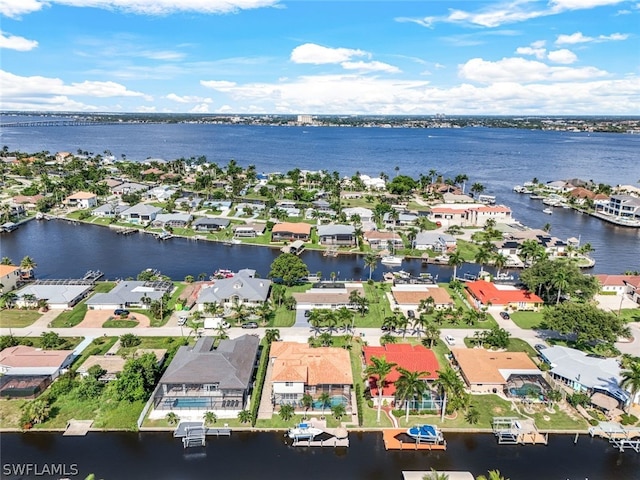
[381,255,403,266]
[542,208,553,215]
[287,423,324,440]
[406,424,444,443]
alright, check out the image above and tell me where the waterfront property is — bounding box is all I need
[597,194,640,222]
[78,349,166,381]
[412,231,457,252]
[450,349,542,394]
[0,265,21,293]
[64,191,98,209]
[233,223,266,237]
[152,213,192,229]
[465,280,543,311]
[316,224,356,247]
[92,203,129,218]
[13,283,93,309]
[151,335,260,419]
[539,346,634,411]
[269,342,353,412]
[86,280,173,310]
[271,222,311,242]
[195,269,271,313]
[192,217,230,232]
[363,230,404,251]
[120,203,162,225]
[595,274,640,303]
[363,344,440,410]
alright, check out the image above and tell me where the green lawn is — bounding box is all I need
[14,336,83,350]
[507,338,539,360]
[618,308,640,323]
[455,239,481,262]
[71,336,118,369]
[117,336,188,357]
[103,319,139,328]
[50,303,87,327]
[354,282,393,328]
[510,311,545,329]
[0,398,27,429]
[94,282,116,293]
[0,309,42,328]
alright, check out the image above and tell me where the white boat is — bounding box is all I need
[406,424,444,443]
[381,255,403,266]
[287,423,324,440]
[542,208,553,215]
[513,185,526,193]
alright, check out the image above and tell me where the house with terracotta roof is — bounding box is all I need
[65,191,98,209]
[0,345,75,377]
[391,285,454,311]
[271,222,312,241]
[595,274,640,294]
[465,205,512,227]
[269,342,353,412]
[450,348,541,394]
[0,265,21,293]
[363,344,441,410]
[465,280,543,311]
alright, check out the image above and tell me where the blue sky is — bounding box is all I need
[1,0,639,114]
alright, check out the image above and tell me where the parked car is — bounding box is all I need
[499,311,511,320]
[114,309,129,316]
[241,321,259,329]
[381,324,396,332]
[407,310,415,319]
[177,315,188,326]
[304,310,311,317]
[534,344,548,353]
[445,335,455,346]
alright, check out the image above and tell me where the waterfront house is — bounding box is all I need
[545,180,575,193]
[151,335,260,418]
[0,265,21,293]
[317,224,356,246]
[363,230,404,250]
[623,277,640,304]
[11,194,44,211]
[64,191,98,209]
[269,342,353,412]
[196,270,271,312]
[465,280,543,311]
[427,206,469,226]
[14,283,93,309]
[92,203,129,218]
[442,192,475,204]
[391,285,454,311]
[233,223,266,237]
[86,280,173,310]
[152,213,192,229]
[465,205,512,227]
[292,282,365,313]
[363,344,440,409]
[111,181,149,196]
[450,349,542,394]
[539,346,633,410]
[598,194,640,221]
[192,217,230,232]
[120,203,162,225]
[271,222,311,242]
[413,231,457,252]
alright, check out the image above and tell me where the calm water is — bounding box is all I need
[1,431,639,480]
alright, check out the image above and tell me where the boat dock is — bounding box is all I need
[382,429,447,451]
[589,422,640,452]
[290,429,349,448]
[174,421,231,448]
[492,417,548,445]
[83,270,104,281]
[64,419,93,436]
[110,226,138,235]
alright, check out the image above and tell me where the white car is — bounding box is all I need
[445,335,455,346]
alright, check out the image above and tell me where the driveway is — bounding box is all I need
[77,309,151,328]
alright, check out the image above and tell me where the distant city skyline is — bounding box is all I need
[1,0,639,115]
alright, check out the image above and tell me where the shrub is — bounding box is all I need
[568,392,590,408]
[367,400,374,409]
[620,414,638,426]
[588,419,599,426]
[392,409,404,418]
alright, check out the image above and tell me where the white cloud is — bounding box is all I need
[290,43,368,65]
[1,0,281,18]
[200,80,237,91]
[136,105,157,113]
[516,40,547,60]
[340,61,400,73]
[556,31,630,44]
[190,103,210,113]
[547,49,578,64]
[166,93,212,103]
[0,30,38,51]
[458,57,607,83]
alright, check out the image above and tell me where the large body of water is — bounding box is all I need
[2,431,639,480]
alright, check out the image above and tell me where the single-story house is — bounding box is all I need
[11,195,44,211]
[363,231,404,250]
[413,232,457,251]
[450,349,541,394]
[176,196,203,210]
[196,270,271,312]
[14,283,93,309]
[192,217,230,232]
[269,342,353,412]
[383,212,418,227]
[391,285,454,311]
[595,275,640,295]
[92,203,129,218]
[111,182,149,196]
[363,344,440,409]
[86,280,173,310]
[343,207,374,223]
[465,280,543,311]
[150,335,260,418]
[152,213,192,228]
[147,186,178,202]
[65,191,98,209]
[120,203,163,225]
[0,265,21,293]
[623,277,640,304]
[0,345,75,378]
[233,223,266,237]
[317,224,356,246]
[292,282,365,313]
[539,346,633,409]
[271,222,311,242]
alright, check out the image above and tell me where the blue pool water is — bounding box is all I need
[173,398,209,408]
[312,395,347,410]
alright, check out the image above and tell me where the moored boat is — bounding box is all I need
[542,208,553,215]
[406,424,444,443]
[287,423,324,440]
[380,255,403,266]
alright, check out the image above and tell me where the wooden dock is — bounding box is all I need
[382,429,447,451]
[492,417,548,445]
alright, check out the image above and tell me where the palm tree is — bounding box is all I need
[364,356,397,423]
[203,411,217,426]
[519,239,540,266]
[24,399,51,424]
[265,328,280,344]
[422,323,441,348]
[165,412,179,426]
[395,367,429,423]
[474,248,491,274]
[19,255,37,279]
[364,253,378,280]
[552,269,570,304]
[279,404,295,421]
[423,469,450,480]
[465,406,480,425]
[434,366,466,418]
[620,360,640,412]
[302,393,314,412]
[237,409,253,424]
[318,392,331,416]
[331,403,346,420]
[476,470,509,480]
[493,253,508,278]
[0,257,12,265]
[447,251,464,280]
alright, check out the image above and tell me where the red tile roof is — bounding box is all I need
[363,344,439,396]
[465,280,543,306]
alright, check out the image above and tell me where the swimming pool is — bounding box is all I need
[312,395,348,410]
[509,383,543,398]
[172,398,210,409]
